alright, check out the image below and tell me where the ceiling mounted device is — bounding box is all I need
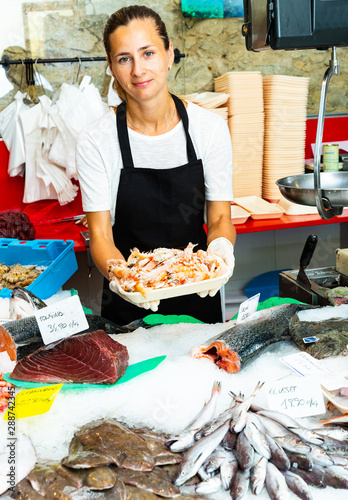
[242,0,348,220]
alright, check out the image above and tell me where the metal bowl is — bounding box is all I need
[276,172,348,207]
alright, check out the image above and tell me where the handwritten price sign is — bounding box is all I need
[267,375,325,418]
[237,293,260,324]
[35,295,89,345]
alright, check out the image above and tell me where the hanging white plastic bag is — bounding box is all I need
[0,91,28,177]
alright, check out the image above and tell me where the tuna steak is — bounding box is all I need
[9,330,129,384]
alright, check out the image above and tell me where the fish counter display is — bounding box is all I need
[0,295,348,499]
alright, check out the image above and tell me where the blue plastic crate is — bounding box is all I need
[0,239,78,300]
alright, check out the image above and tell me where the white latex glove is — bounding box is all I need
[198,237,235,298]
[109,280,160,312]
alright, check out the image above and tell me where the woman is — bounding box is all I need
[76,5,236,325]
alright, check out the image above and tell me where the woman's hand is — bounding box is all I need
[75,215,88,228]
[109,280,160,311]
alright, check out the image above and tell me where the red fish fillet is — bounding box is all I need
[191,341,241,373]
[9,330,129,384]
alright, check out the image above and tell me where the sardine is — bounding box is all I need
[234,429,255,470]
[173,420,230,486]
[257,409,324,445]
[230,469,250,500]
[250,454,267,495]
[191,303,312,373]
[220,450,238,490]
[265,462,290,500]
[282,470,313,500]
[166,380,222,452]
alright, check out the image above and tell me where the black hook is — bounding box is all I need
[174,48,185,64]
[24,59,35,86]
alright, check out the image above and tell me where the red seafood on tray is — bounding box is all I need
[107,243,230,304]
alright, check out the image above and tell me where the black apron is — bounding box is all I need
[101,94,222,325]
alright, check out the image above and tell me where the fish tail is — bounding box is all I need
[212,380,222,395]
[0,326,16,362]
[191,341,240,374]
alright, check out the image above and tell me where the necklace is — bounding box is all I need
[127,104,177,136]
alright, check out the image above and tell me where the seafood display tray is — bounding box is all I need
[112,262,230,305]
[0,238,77,299]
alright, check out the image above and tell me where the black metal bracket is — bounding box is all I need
[174,48,185,64]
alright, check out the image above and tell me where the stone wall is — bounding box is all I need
[1,0,348,115]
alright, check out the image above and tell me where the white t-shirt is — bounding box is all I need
[76,101,233,225]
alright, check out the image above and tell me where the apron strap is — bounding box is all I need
[171,94,198,163]
[116,102,135,169]
[116,94,198,169]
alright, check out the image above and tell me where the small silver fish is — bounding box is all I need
[244,417,271,459]
[308,443,334,467]
[265,462,291,500]
[282,470,313,500]
[230,468,250,500]
[167,380,222,452]
[196,401,236,440]
[173,420,230,486]
[9,287,47,320]
[322,465,348,489]
[220,450,238,490]
[266,434,291,472]
[230,381,264,433]
[313,425,348,442]
[234,429,255,470]
[257,409,324,445]
[250,454,267,495]
[195,475,222,495]
[203,445,227,473]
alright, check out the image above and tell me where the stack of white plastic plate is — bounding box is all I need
[215,72,264,197]
[262,75,309,202]
[179,92,229,122]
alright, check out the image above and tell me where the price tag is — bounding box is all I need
[34,295,89,345]
[282,352,348,392]
[3,384,62,420]
[267,375,325,418]
[237,293,260,324]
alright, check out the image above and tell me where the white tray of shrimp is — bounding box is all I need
[107,244,230,304]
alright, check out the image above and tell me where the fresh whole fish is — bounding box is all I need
[320,436,348,456]
[113,466,180,497]
[321,465,348,489]
[166,380,221,452]
[313,425,348,441]
[282,470,313,500]
[250,454,267,495]
[195,475,222,495]
[244,417,271,459]
[285,451,313,471]
[234,429,255,470]
[256,414,311,455]
[220,450,238,490]
[9,286,47,319]
[266,433,291,472]
[230,381,264,433]
[257,409,325,445]
[173,419,230,486]
[307,443,334,467]
[290,465,326,488]
[289,312,348,359]
[230,468,250,500]
[203,445,227,473]
[222,430,237,451]
[265,461,291,500]
[197,465,214,481]
[191,303,312,373]
[195,401,236,440]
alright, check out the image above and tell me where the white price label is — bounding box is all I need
[267,375,326,418]
[34,295,89,345]
[237,293,260,324]
[282,352,348,392]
